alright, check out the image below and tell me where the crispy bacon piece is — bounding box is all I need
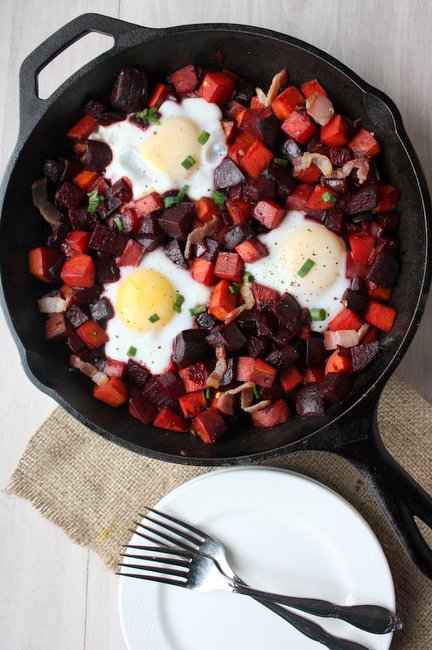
[224,281,255,324]
[292,152,333,177]
[70,355,108,387]
[255,69,288,107]
[335,158,370,184]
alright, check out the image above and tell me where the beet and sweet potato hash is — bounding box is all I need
[28,63,400,443]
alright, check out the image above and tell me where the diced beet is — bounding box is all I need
[110,178,133,203]
[378,212,400,232]
[233,78,256,105]
[219,357,236,387]
[126,359,150,388]
[85,99,105,118]
[242,176,277,202]
[69,207,99,231]
[67,331,85,353]
[305,209,327,223]
[235,309,258,334]
[65,303,89,328]
[89,297,114,321]
[252,283,280,311]
[58,156,82,182]
[84,140,112,174]
[328,146,352,167]
[257,114,283,150]
[137,213,163,238]
[281,138,303,160]
[325,208,344,236]
[48,255,66,283]
[97,111,124,127]
[55,181,84,210]
[43,158,66,183]
[179,362,210,393]
[306,338,326,368]
[105,359,127,379]
[95,255,120,284]
[142,377,165,407]
[367,251,399,288]
[351,276,367,294]
[158,371,185,401]
[164,239,187,268]
[72,285,101,303]
[46,313,73,341]
[350,211,376,224]
[128,388,156,424]
[296,384,325,417]
[168,64,198,93]
[215,158,246,190]
[222,223,254,250]
[173,329,210,369]
[110,67,149,113]
[196,310,217,331]
[321,176,348,195]
[159,202,194,240]
[196,237,219,262]
[271,292,301,333]
[137,235,166,252]
[265,344,299,369]
[342,288,368,312]
[248,336,269,359]
[206,323,247,352]
[346,185,379,214]
[351,340,379,372]
[88,224,127,257]
[319,373,353,403]
[191,408,227,444]
[269,328,294,347]
[256,311,277,337]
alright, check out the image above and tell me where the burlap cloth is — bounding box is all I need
[6,374,432,648]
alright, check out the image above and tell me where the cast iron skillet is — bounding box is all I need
[1,13,432,578]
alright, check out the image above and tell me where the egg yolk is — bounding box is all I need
[141,117,202,181]
[116,269,176,332]
[280,225,346,292]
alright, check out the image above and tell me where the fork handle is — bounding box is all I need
[233,583,398,635]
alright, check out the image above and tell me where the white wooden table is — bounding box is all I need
[1,2,431,648]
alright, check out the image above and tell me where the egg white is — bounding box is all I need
[93,98,227,201]
[246,210,350,332]
[103,248,211,374]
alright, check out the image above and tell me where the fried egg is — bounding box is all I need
[94,98,227,201]
[246,210,350,331]
[103,249,211,374]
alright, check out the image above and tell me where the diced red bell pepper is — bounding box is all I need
[285,184,314,210]
[349,232,375,264]
[282,111,317,144]
[214,252,244,282]
[367,281,392,302]
[179,362,210,393]
[93,377,128,407]
[116,239,144,267]
[280,365,304,391]
[191,258,216,286]
[179,390,207,418]
[300,79,328,98]
[345,253,369,280]
[195,197,222,223]
[208,280,237,320]
[328,308,363,331]
[153,406,190,432]
[73,169,99,191]
[235,239,268,263]
[251,283,280,310]
[228,141,252,166]
[292,160,322,183]
[148,82,170,108]
[240,141,274,178]
[67,114,97,142]
[374,183,399,212]
[303,368,325,384]
[251,399,292,427]
[250,359,277,388]
[226,199,253,224]
[28,247,58,283]
[135,192,164,216]
[221,119,238,144]
[253,200,285,229]
[325,350,353,375]
[76,320,109,349]
[62,231,90,257]
[271,86,304,121]
[191,408,227,443]
[168,64,198,93]
[320,115,348,146]
[199,71,236,104]
[305,185,337,210]
[105,358,127,379]
[364,301,397,332]
[45,313,73,341]
[348,129,381,158]
[61,254,96,288]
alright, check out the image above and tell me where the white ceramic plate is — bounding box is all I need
[119,467,395,650]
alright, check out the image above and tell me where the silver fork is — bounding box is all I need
[118,506,401,648]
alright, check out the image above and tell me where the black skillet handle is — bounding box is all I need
[18,13,155,129]
[333,393,432,579]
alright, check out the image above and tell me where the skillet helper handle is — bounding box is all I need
[18,13,154,123]
[335,406,432,580]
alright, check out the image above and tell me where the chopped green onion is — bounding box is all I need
[229,284,241,294]
[113,215,124,231]
[127,345,137,357]
[274,157,288,167]
[310,308,327,321]
[253,385,260,400]
[173,293,185,313]
[213,190,226,207]
[189,305,206,316]
[68,367,77,373]
[322,191,336,203]
[297,258,315,278]
[148,313,160,323]
[164,196,179,208]
[205,387,212,400]
[176,184,190,202]
[87,189,104,213]
[181,155,196,170]
[198,130,210,145]
[242,271,254,283]
[135,107,160,125]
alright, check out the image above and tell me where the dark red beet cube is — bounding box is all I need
[88,224,128,257]
[85,140,112,173]
[296,385,325,417]
[128,387,157,424]
[306,338,326,368]
[196,237,219,262]
[206,323,247,352]
[110,67,149,113]
[168,64,198,93]
[252,283,280,310]
[46,314,73,341]
[222,224,254,251]
[191,408,227,444]
[241,176,277,202]
[67,332,85,353]
[89,297,114,321]
[195,310,217,331]
[366,251,399,288]
[325,208,345,236]
[351,341,379,372]
[173,329,210,369]
[65,303,89,328]
[127,359,150,388]
[95,255,120,284]
[55,181,84,210]
[256,311,277,337]
[265,344,299,369]
[159,203,195,240]
[346,185,379,214]
[248,336,269,359]
[158,371,185,401]
[342,288,368,312]
[319,373,352,403]
[215,158,245,190]
[328,146,352,167]
[164,239,187,268]
[69,207,99,231]
[271,293,302,334]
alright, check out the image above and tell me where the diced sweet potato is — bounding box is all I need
[77,320,109,349]
[282,110,317,144]
[285,184,314,210]
[320,115,348,146]
[105,358,127,379]
[153,406,190,432]
[195,197,222,223]
[305,185,337,210]
[93,377,128,407]
[179,391,207,418]
[349,129,381,158]
[251,400,292,427]
[61,255,96,288]
[168,64,198,93]
[73,169,99,191]
[199,72,236,104]
[208,280,237,320]
[135,192,164,216]
[325,350,353,375]
[191,408,227,443]
[252,283,280,310]
[67,114,98,141]
[226,199,253,224]
[62,231,90,257]
[148,83,170,108]
[374,183,399,212]
[28,247,58,283]
[45,314,73,341]
[271,86,304,121]
[301,79,327,98]
[349,233,375,264]
[235,239,268,263]
[364,301,397,332]
[240,141,274,178]
[252,199,285,229]
[250,359,277,387]
[191,258,216,286]
[214,252,244,282]
[328,308,363,331]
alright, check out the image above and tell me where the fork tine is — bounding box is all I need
[140,506,206,542]
[119,561,188,578]
[139,513,201,547]
[116,572,185,587]
[125,544,194,557]
[120,552,191,569]
[133,520,193,549]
